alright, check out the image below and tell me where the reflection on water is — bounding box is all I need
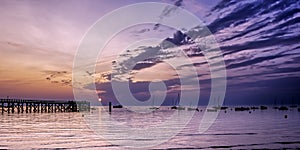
[0,107,299,149]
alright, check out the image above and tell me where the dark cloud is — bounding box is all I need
[132,62,159,70]
[131,28,151,36]
[132,0,185,35]
[43,70,71,86]
[97,0,300,105]
[226,54,292,69]
[174,0,183,7]
[51,81,59,84]
[221,19,269,42]
[112,46,167,80]
[222,35,300,56]
[177,62,207,69]
[161,30,192,49]
[272,8,300,23]
[210,0,237,12]
[153,23,160,30]
[207,0,299,34]
[156,0,185,30]
[135,28,150,34]
[61,79,72,86]
[208,2,259,33]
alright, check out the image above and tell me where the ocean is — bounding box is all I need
[0,106,299,149]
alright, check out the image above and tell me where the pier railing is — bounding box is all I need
[0,99,90,114]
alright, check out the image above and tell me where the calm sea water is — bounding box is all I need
[0,106,299,149]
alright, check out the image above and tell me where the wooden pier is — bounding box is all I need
[0,99,90,114]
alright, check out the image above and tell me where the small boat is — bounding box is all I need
[212,96,221,110]
[273,98,280,109]
[149,94,159,110]
[212,106,221,110]
[149,106,159,110]
[177,106,185,110]
[278,106,288,111]
[113,105,123,108]
[235,107,250,111]
[250,107,259,110]
[260,106,268,110]
[289,97,297,108]
[187,107,199,111]
[187,102,199,111]
[171,106,177,110]
[210,96,227,110]
[207,108,217,112]
[207,96,224,112]
[171,93,185,110]
[171,106,185,110]
[220,106,228,110]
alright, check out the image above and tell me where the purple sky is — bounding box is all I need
[0,0,299,105]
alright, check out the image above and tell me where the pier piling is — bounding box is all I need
[109,102,112,113]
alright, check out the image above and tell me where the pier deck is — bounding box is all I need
[0,99,90,114]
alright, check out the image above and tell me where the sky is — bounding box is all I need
[0,0,299,106]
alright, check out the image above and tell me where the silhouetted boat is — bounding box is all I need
[171,93,185,110]
[220,106,228,110]
[207,96,222,112]
[149,107,159,110]
[171,93,178,110]
[113,105,123,108]
[235,107,250,111]
[187,101,199,111]
[289,97,297,108]
[278,106,288,111]
[260,106,268,110]
[212,106,221,110]
[171,106,185,110]
[273,98,281,109]
[207,108,217,112]
[187,107,199,111]
[177,106,185,110]
[250,107,259,110]
[212,96,222,110]
[149,94,159,110]
[171,106,177,110]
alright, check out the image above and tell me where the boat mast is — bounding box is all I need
[177,93,180,106]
